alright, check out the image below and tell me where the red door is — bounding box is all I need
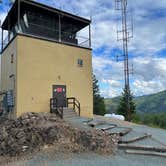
[52,85,66,107]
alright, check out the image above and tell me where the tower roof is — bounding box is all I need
[2,0,91,30]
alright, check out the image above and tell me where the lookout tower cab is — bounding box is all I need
[0,0,93,118]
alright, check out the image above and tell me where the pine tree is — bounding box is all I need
[93,74,106,115]
[117,87,136,121]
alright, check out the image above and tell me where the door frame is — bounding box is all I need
[52,85,67,107]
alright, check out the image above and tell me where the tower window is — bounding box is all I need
[11,54,14,64]
[77,59,83,67]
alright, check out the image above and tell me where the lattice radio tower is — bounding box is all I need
[115,0,133,121]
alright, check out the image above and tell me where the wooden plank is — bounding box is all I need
[88,120,106,127]
[119,144,166,152]
[126,150,166,158]
[106,127,132,136]
[120,128,132,136]
[101,125,116,131]
[95,124,117,131]
[119,134,152,144]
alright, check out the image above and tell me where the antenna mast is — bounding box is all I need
[115,0,133,121]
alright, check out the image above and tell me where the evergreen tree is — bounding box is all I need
[93,74,106,115]
[117,87,136,121]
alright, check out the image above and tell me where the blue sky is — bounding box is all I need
[1,0,166,98]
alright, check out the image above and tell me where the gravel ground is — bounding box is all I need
[7,151,166,166]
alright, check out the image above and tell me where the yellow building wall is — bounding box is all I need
[1,39,17,91]
[1,38,17,118]
[16,35,93,118]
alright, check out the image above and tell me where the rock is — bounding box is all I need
[1,127,8,138]
[48,116,57,122]
[6,136,15,145]
[20,114,29,121]
[14,119,22,128]
[18,137,27,145]
[22,146,29,152]
[16,131,25,139]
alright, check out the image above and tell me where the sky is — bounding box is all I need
[1,0,166,98]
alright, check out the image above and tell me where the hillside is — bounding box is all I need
[105,90,166,114]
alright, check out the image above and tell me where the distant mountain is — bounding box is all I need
[105,90,166,114]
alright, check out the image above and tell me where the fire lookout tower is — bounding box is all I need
[0,0,93,118]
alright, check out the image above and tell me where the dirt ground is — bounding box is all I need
[0,113,119,166]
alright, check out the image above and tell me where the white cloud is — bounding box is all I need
[132,80,164,95]
[93,55,166,97]
[102,79,121,87]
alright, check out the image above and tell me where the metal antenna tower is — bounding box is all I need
[115,0,133,121]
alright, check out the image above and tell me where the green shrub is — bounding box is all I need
[133,112,166,129]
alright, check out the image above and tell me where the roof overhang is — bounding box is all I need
[2,0,91,30]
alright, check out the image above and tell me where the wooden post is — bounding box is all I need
[79,103,80,116]
[66,98,68,107]
[73,98,75,110]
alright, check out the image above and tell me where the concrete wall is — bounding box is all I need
[15,35,93,118]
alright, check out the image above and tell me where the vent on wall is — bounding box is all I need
[77,59,83,67]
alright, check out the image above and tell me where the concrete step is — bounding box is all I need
[63,108,79,119]
[63,114,78,118]
[63,108,75,113]
[64,116,81,121]
[63,111,77,115]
